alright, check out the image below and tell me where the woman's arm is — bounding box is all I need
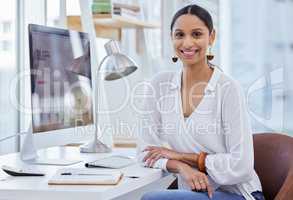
[166,159,183,173]
[204,81,254,185]
[167,160,213,198]
[179,152,199,167]
[143,146,199,168]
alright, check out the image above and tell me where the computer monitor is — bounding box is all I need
[20,24,96,164]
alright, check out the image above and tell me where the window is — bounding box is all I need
[46,0,80,27]
[0,0,18,154]
[2,21,12,33]
[2,40,12,51]
[230,0,293,135]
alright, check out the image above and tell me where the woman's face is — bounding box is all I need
[171,14,215,66]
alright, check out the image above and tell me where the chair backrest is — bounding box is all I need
[253,133,293,200]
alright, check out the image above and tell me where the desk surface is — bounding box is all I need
[0,146,175,200]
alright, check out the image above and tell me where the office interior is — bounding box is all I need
[0,0,292,200]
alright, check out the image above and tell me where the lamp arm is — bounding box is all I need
[97,55,109,72]
[94,55,108,145]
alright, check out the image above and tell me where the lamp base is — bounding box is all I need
[80,139,112,153]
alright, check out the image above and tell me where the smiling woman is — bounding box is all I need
[138,4,265,200]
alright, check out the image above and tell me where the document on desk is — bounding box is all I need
[48,168,123,185]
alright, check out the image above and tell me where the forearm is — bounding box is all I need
[167,159,213,197]
[166,160,189,173]
[205,153,254,185]
[178,153,199,167]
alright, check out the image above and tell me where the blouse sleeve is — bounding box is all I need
[205,80,255,185]
[136,80,168,171]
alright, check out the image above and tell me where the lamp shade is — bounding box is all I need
[98,40,138,81]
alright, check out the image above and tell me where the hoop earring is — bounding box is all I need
[206,46,214,61]
[172,56,178,63]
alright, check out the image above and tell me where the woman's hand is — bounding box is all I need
[178,163,213,199]
[143,146,182,167]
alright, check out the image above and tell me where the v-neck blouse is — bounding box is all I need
[137,67,262,200]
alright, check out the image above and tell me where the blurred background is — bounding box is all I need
[0,0,292,155]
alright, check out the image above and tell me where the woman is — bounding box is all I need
[137,4,265,200]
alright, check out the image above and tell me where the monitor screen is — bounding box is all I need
[29,24,94,133]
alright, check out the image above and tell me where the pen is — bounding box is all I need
[61,173,113,176]
[60,172,139,178]
[125,176,139,179]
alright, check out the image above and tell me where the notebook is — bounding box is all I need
[48,168,123,185]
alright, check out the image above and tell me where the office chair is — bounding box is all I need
[253,133,293,200]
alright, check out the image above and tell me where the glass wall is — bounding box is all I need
[0,0,18,154]
[230,0,293,135]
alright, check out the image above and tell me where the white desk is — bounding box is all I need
[0,146,175,200]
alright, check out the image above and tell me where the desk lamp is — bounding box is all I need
[80,40,138,153]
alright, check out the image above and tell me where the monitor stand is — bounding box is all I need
[20,126,81,166]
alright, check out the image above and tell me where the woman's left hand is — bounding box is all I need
[143,146,182,167]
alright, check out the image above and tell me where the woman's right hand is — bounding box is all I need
[178,163,213,198]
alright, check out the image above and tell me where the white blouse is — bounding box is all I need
[137,67,262,200]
